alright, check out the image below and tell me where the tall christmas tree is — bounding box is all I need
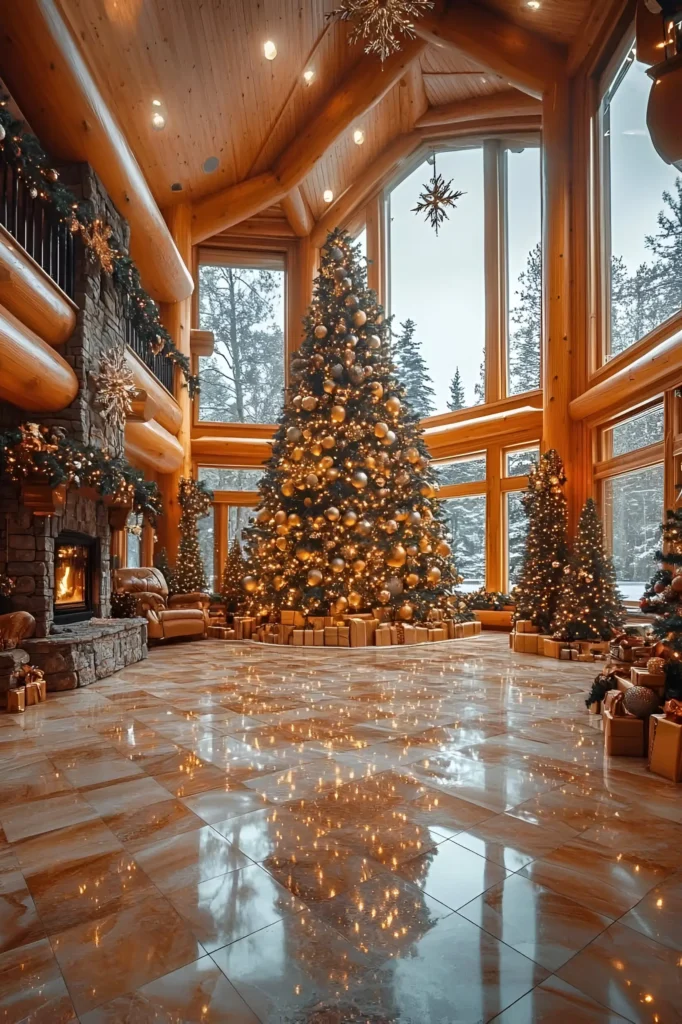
[513,449,569,633]
[447,368,465,411]
[174,478,213,594]
[640,508,682,697]
[221,537,246,613]
[392,319,436,419]
[552,498,625,640]
[154,547,178,597]
[240,229,463,622]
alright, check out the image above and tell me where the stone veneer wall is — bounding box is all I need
[0,162,133,642]
[23,619,148,692]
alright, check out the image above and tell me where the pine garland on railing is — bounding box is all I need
[0,423,163,523]
[0,96,199,397]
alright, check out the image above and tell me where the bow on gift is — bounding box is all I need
[664,698,682,723]
[16,664,45,685]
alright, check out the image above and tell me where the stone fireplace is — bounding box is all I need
[53,531,100,625]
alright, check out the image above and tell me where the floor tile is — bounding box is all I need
[104,797,205,851]
[459,872,613,971]
[0,868,45,954]
[619,871,682,952]
[134,825,250,892]
[83,776,171,818]
[453,812,567,871]
[491,975,630,1022]
[211,805,328,862]
[181,787,267,824]
[0,791,99,843]
[557,921,682,1024]
[50,892,205,1015]
[0,938,75,1023]
[168,862,305,951]
[396,838,509,911]
[0,759,73,808]
[79,955,259,1022]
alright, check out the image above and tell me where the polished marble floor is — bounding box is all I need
[0,635,680,1023]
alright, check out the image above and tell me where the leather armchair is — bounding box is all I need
[112,568,207,642]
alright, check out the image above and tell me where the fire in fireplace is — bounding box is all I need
[54,531,99,624]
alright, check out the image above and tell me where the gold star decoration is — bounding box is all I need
[412,166,465,235]
[79,218,115,275]
[327,0,434,62]
[92,348,137,435]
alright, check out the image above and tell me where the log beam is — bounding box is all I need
[191,38,427,244]
[281,188,314,238]
[0,301,78,411]
[416,90,541,129]
[413,4,566,98]
[0,0,193,305]
[124,419,184,474]
[0,225,76,345]
[124,348,183,436]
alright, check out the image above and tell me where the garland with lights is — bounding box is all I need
[0,423,162,523]
[513,449,569,634]
[239,228,469,623]
[0,96,198,397]
[173,478,214,594]
[552,498,625,641]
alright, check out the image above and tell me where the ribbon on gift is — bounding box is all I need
[603,690,636,717]
[663,698,682,723]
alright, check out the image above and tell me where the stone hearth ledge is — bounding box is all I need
[22,618,148,691]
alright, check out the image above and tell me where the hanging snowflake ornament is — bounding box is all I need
[412,159,465,235]
[327,0,434,62]
[92,348,137,435]
[79,219,116,274]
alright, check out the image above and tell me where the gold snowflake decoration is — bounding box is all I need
[412,170,465,235]
[328,0,434,62]
[92,348,137,435]
[79,218,115,275]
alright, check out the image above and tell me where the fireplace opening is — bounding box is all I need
[54,531,99,625]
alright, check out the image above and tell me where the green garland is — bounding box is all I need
[0,96,199,397]
[0,424,163,524]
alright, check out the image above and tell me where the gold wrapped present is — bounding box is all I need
[314,629,325,646]
[338,626,350,647]
[648,716,682,781]
[630,665,666,694]
[304,629,315,646]
[402,624,417,644]
[428,627,447,642]
[542,639,565,659]
[415,626,429,643]
[280,624,294,645]
[308,616,326,630]
[348,619,367,647]
[375,625,392,646]
[603,707,645,756]
[324,626,338,646]
[516,620,538,634]
[292,629,305,646]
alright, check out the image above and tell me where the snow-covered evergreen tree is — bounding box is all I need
[509,243,541,395]
[447,368,466,412]
[392,319,436,419]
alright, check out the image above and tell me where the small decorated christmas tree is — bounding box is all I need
[552,498,625,640]
[221,537,246,614]
[154,547,178,597]
[174,478,213,594]
[513,449,569,634]
[240,228,465,623]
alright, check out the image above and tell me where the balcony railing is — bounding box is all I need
[0,151,75,299]
[124,315,175,394]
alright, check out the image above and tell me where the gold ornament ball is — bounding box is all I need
[385,519,398,534]
[322,435,336,449]
[647,657,666,675]
[320,456,334,470]
[330,557,346,573]
[348,591,363,608]
[326,506,341,521]
[313,515,325,529]
[331,405,346,423]
[623,685,662,718]
[406,572,419,588]
[436,540,451,557]
[274,510,287,525]
[242,575,257,592]
[307,569,323,586]
[343,510,358,527]
[395,470,410,487]
[326,467,340,481]
[314,325,328,339]
[427,566,442,585]
[276,537,288,551]
[395,509,409,521]
[302,396,318,412]
[281,481,294,497]
[405,447,419,463]
[292,447,304,462]
[256,509,270,524]
[374,421,389,438]
[419,537,432,554]
[386,544,407,568]
[408,511,421,525]
[352,558,366,573]
[398,602,414,621]
[332,596,349,615]
[286,427,302,443]
[323,379,336,394]
[405,544,419,557]
[288,514,301,527]
[385,396,401,416]
[365,455,377,470]
[353,310,367,327]
[381,430,396,446]
[378,589,391,604]
[368,335,382,350]
[296,546,313,562]
[671,574,682,593]
[305,473,319,488]
[273,575,286,590]
[356,518,372,536]
[352,471,368,490]
[420,483,435,498]
[276,524,289,537]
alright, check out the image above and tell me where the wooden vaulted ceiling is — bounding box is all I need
[54,0,595,233]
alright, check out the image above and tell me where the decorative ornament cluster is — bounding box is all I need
[412,156,465,235]
[327,0,434,62]
[0,423,162,523]
[92,348,137,438]
[0,95,199,397]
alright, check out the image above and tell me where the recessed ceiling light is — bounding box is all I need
[151,112,166,130]
[323,189,334,203]
[152,99,162,107]
[264,40,277,60]
[203,156,219,173]
[353,128,365,145]
[303,68,315,85]
[171,182,183,192]
[527,1,540,8]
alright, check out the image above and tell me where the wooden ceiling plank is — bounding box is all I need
[416,89,542,127]
[190,36,427,244]
[281,187,314,237]
[413,3,567,97]
[567,0,636,77]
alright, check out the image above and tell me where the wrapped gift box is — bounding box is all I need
[313,629,325,646]
[304,629,315,646]
[375,625,392,646]
[234,616,255,640]
[364,618,380,644]
[348,619,367,647]
[324,626,338,646]
[454,623,465,639]
[292,629,304,646]
[603,707,645,756]
[338,626,350,647]
[543,639,566,659]
[308,616,326,630]
[415,626,429,644]
[516,620,539,634]
[649,715,682,781]
[280,624,294,645]
[428,627,447,642]
[461,621,476,637]
[373,607,392,622]
[648,713,665,762]
[513,633,538,654]
[630,666,666,694]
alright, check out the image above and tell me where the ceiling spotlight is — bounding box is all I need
[264,40,277,60]
[353,128,365,145]
[323,189,334,203]
[303,68,315,85]
[151,112,166,131]
[527,1,540,8]
[203,156,219,173]
[152,99,162,107]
